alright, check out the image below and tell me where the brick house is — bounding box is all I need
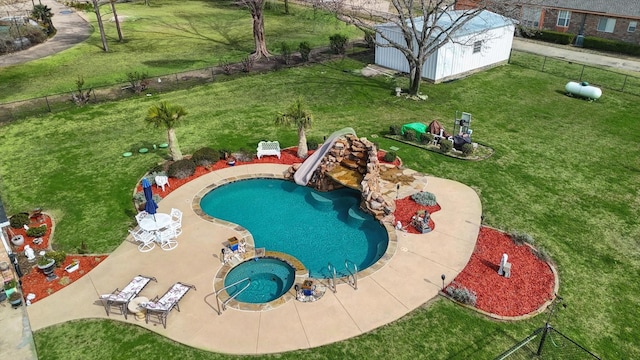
[455,0,640,44]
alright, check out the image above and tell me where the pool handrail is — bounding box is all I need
[327,263,337,293]
[344,260,358,290]
[216,277,251,312]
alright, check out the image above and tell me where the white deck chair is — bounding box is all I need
[170,208,182,237]
[155,176,170,192]
[129,228,156,252]
[157,227,178,251]
[135,211,149,225]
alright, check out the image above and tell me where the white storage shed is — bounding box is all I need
[374,10,515,83]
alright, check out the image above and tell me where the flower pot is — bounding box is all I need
[8,293,22,307]
[65,262,79,273]
[37,259,57,281]
[11,235,24,246]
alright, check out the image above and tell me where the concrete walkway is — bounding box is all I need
[0,0,91,67]
[26,163,481,355]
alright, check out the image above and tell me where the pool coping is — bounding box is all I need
[193,173,399,312]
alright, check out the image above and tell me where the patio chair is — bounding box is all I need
[169,208,182,237]
[157,227,178,251]
[135,211,149,225]
[128,228,156,252]
[99,275,157,319]
[140,282,196,328]
[155,175,170,192]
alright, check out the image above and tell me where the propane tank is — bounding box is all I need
[565,81,602,100]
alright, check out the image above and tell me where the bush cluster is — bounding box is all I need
[168,159,196,179]
[329,33,348,54]
[439,139,453,153]
[389,124,402,135]
[411,191,437,206]
[583,36,640,56]
[9,213,29,229]
[523,29,575,45]
[306,138,320,150]
[461,143,474,156]
[191,147,221,166]
[403,130,417,142]
[533,247,552,263]
[279,42,292,64]
[26,225,47,237]
[446,285,477,306]
[420,132,434,144]
[383,151,397,162]
[299,41,311,62]
[510,231,534,245]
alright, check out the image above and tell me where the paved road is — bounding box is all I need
[512,38,640,73]
[0,0,90,68]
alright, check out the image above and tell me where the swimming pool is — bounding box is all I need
[223,257,295,304]
[200,178,389,278]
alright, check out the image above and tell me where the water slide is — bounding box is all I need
[294,127,356,186]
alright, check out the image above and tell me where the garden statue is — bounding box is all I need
[498,253,508,276]
[24,245,36,262]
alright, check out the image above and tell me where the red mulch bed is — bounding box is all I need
[393,197,441,233]
[448,227,555,317]
[10,214,107,304]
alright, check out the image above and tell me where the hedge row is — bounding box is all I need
[582,36,640,56]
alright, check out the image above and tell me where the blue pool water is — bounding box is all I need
[223,257,295,304]
[201,178,388,278]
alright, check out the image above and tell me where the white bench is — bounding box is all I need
[257,141,281,159]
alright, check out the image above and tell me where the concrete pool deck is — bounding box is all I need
[26,163,481,355]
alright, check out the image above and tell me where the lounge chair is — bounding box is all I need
[99,275,157,319]
[140,282,196,328]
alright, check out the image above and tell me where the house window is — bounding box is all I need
[557,10,570,27]
[473,41,482,53]
[597,18,616,33]
[522,6,542,28]
[629,21,637,32]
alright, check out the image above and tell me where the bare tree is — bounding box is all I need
[322,0,527,95]
[91,0,109,52]
[110,0,123,42]
[239,0,271,60]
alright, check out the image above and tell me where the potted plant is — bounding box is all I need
[8,291,23,307]
[65,259,80,273]
[3,278,17,296]
[10,234,24,246]
[226,155,236,166]
[37,255,57,281]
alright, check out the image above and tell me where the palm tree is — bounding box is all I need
[31,4,55,35]
[275,98,313,159]
[145,101,187,161]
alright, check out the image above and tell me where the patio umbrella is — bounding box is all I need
[142,178,158,219]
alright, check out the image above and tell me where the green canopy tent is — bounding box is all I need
[401,122,427,135]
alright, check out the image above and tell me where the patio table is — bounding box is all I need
[138,213,171,232]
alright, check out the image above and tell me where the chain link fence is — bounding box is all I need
[509,50,640,97]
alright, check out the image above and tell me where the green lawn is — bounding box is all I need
[0,0,360,102]
[1,56,638,358]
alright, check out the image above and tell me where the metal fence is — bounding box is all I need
[509,50,640,97]
[495,325,601,360]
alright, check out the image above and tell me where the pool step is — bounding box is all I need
[347,206,366,228]
[306,191,333,211]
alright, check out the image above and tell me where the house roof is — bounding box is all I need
[377,9,515,39]
[531,1,640,18]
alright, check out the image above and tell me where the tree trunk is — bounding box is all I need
[167,128,183,161]
[92,0,109,52]
[284,0,289,14]
[408,59,423,96]
[250,0,271,60]
[110,1,123,42]
[297,126,308,159]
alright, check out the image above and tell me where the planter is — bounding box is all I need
[37,259,57,281]
[65,261,79,273]
[0,290,6,302]
[8,292,22,307]
[10,235,24,246]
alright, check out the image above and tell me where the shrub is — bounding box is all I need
[71,75,92,106]
[533,247,552,263]
[298,41,311,62]
[329,33,348,54]
[403,130,417,142]
[510,231,534,245]
[231,149,255,162]
[191,147,221,166]
[21,24,46,44]
[167,159,196,179]
[389,124,402,135]
[461,143,474,156]
[45,250,67,267]
[219,59,233,75]
[446,285,477,306]
[306,138,320,150]
[420,132,434,144]
[132,192,162,206]
[125,71,149,94]
[241,56,254,72]
[582,36,640,56]
[525,29,575,45]
[279,41,292,64]
[383,151,397,162]
[363,29,375,48]
[9,213,29,229]
[26,225,47,237]
[439,139,452,153]
[411,191,437,206]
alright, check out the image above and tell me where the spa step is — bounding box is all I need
[347,206,366,228]
[306,191,333,211]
